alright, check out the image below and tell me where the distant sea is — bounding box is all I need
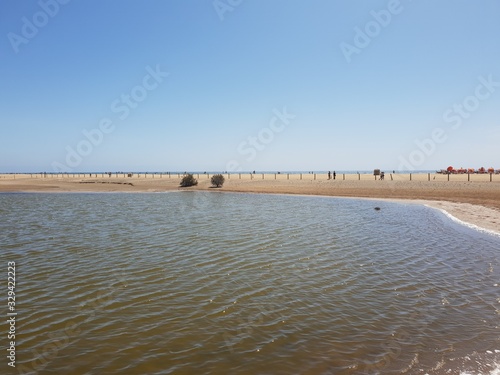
[4,170,440,175]
[1,192,499,374]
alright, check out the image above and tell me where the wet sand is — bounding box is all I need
[1,173,499,235]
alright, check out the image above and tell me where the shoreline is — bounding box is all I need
[424,204,500,238]
[2,189,499,237]
[1,173,499,236]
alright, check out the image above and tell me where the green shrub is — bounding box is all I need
[180,174,198,187]
[210,174,225,188]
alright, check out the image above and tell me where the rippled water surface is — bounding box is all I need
[1,192,499,374]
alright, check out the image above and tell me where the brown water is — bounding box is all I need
[1,192,499,374]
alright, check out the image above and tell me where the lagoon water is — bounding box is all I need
[1,192,499,374]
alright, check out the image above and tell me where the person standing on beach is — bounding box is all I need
[333,171,336,180]
[328,171,331,180]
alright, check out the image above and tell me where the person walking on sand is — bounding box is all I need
[328,171,331,180]
[333,171,336,180]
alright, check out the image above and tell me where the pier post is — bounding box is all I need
[468,173,470,182]
[428,173,430,181]
[410,173,412,181]
[447,174,449,181]
[287,174,289,180]
[490,173,492,182]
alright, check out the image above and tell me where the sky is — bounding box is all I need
[1,0,499,173]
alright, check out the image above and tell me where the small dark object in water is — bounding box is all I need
[374,207,381,211]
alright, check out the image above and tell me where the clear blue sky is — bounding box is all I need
[1,0,499,172]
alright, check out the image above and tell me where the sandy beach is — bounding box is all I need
[1,172,499,235]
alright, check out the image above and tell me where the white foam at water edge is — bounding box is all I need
[458,349,500,375]
[460,365,500,375]
[426,205,500,238]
